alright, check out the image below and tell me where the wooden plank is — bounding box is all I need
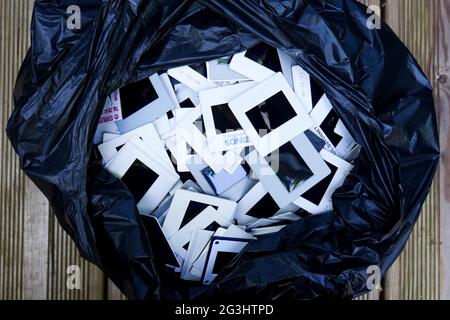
[107,281,127,300]
[382,0,441,300]
[355,289,382,301]
[47,211,105,300]
[23,180,49,299]
[19,0,50,300]
[0,0,106,300]
[0,0,34,300]
[437,0,450,301]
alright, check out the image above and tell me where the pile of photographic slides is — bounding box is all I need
[95,43,360,284]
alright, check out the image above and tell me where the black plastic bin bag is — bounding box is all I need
[7,0,439,300]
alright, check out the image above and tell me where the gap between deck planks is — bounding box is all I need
[0,0,445,300]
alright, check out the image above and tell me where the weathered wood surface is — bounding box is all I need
[0,0,446,300]
[0,0,104,300]
[1,0,33,300]
[107,281,127,301]
[46,209,105,300]
[383,0,442,300]
[437,0,450,301]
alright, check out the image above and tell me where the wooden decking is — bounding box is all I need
[0,0,448,300]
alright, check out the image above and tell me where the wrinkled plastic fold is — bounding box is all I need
[7,0,439,300]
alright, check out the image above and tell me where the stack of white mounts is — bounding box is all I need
[95,43,360,284]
